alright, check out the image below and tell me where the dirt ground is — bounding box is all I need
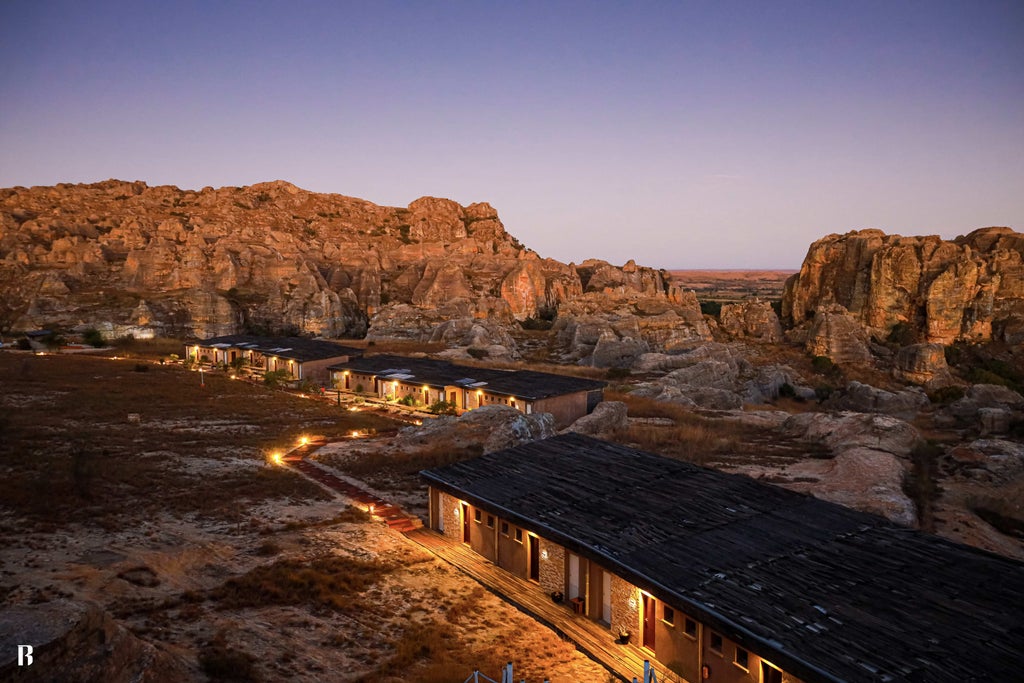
[0,352,610,682]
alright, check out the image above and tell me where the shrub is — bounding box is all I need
[927,385,965,405]
[428,400,458,415]
[699,301,722,317]
[606,367,631,380]
[262,370,291,388]
[467,347,489,359]
[133,363,149,372]
[814,385,834,401]
[777,382,796,398]
[83,328,106,348]
[811,355,835,374]
[354,383,364,393]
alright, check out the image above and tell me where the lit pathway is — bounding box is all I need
[281,441,420,533]
[405,527,663,683]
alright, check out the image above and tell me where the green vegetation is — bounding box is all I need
[699,301,722,317]
[427,400,458,415]
[262,369,292,388]
[83,327,106,348]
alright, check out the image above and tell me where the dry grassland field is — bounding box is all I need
[0,351,611,682]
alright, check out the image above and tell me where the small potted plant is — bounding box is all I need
[617,628,631,645]
[550,591,564,604]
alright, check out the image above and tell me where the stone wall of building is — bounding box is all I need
[611,574,639,640]
[538,539,565,596]
[439,492,461,542]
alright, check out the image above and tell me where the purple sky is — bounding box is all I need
[1,1,1021,268]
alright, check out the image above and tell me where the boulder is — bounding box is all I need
[824,381,930,420]
[805,303,873,365]
[563,401,628,437]
[948,439,1024,483]
[719,300,783,342]
[783,412,923,456]
[894,343,954,387]
[0,600,189,682]
[392,405,556,455]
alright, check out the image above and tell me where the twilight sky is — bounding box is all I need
[1,1,1021,268]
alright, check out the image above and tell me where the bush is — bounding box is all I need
[606,367,631,380]
[811,355,836,374]
[133,363,149,372]
[83,328,105,348]
[262,370,291,388]
[778,382,796,398]
[814,385,834,401]
[354,383,364,393]
[428,400,457,415]
[927,385,965,405]
[699,301,722,317]
[467,347,489,359]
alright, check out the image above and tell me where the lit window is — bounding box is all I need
[710,632,723,654]
[734,647,749,671]
[662,605,675,626]
[501,522,509,535]
[487,515,495,528]
[514,528,524,543]
[684,618,697,638]
[474,509,482,523]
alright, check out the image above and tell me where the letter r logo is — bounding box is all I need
[17,644,33,666]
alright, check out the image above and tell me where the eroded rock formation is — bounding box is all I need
[0,180,695,345]
[783,228,1024,345]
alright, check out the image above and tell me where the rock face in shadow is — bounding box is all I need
[0,600,189,682]
[0,180,691,343]
[783,227,1024,345]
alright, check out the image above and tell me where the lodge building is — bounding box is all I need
[329,354,606,427]
[188,335,362,384]
[421,434,1024,683]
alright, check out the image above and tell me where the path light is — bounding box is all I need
[368,504,375,515]
[298,436,309,446]
[271,451,282,466]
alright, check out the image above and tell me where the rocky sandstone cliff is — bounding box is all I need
[783,228,1024,346]
[0,180,693,344]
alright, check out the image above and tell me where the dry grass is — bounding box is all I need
[210,555,399,612]
[606,391,763,466]
[0,353,400,529]
[356,339,448,354]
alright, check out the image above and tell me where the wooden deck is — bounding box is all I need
[405,528,669,683]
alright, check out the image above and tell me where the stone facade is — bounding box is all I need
[439,492,461,542]
[538,539,564,596]
[610,574,639,641]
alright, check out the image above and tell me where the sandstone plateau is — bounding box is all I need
[0,180,704,350]
[783,228,1024,347]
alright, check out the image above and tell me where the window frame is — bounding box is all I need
[709,631,724,656]
[734,646,749,672]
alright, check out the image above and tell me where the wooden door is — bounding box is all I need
[528,536,540,581]
[461,503,470,544]
[642,594,656,651]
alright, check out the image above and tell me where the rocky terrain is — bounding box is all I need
[783,228,1024,349]
[0,180,707,360]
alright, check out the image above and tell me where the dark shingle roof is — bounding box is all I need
[421,433,1024,683]
[329,354,605,399]
[195,335,362,362]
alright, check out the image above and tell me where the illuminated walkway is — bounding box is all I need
[405,528,670,683]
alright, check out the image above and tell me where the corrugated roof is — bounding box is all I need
[194,335,362,362]
[328,354,605,399]
[421,433,1024,683]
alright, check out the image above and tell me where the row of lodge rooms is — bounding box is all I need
[187,335,362,384]
[329,354,606,428]
[421,434,1024,683]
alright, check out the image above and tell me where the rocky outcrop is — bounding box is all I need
[824,381,930,420]
[0,180,678,344]
[391,404,556,454]
[553,292,710,366]
[783,227,1024,345]
[562,401,628,437]
[893,343,954,387]
[773,412,923,526]
[0,600,189,682]
[804,303,872,365]
[719,299,782,342]
[941,383,1024,434]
